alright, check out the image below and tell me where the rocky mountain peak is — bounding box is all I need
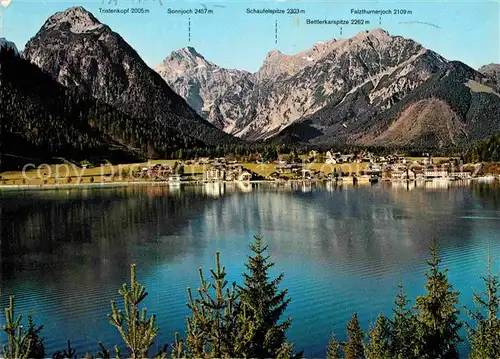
[350,28,390,40]
[257,48,307,81]
[156,46,255,129]
[23,6,236,149]
[170,46,208,65]
[348,28,397,48]
[160,28,450,140]
[158,46,214,77]
[42,6,104,34]
[368,28,391,37]
[179,46,204,58]
[265,49,282,58]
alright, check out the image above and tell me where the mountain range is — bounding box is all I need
[1,6,500,169]
[158,29,500,148]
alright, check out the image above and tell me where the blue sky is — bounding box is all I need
[2,0,499,71]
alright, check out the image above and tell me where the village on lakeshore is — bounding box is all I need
[0,149,498,188]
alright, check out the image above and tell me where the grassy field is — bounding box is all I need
[241,162,370,177]
[0,160,223,185]
[0,160,176,185]
[405,157,451,163]
[0,160,175,178]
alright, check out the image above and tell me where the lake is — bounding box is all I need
[1,181,500,357]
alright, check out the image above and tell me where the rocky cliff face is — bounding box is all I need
[255,38,347,82]
[158,29,448,141]
[294,61,500,148]
[156,47,255,132]
[22,6,237,147]
[243,29,448,140]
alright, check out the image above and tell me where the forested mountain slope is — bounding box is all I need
[22,6,239,148]
[0,47,204,169]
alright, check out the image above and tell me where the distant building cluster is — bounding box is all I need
[200,158,253,182]
[139,164,181,182]
[134,151,482,186]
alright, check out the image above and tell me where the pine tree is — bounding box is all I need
[107,264,160,359]
[1,296,31,359]
[275,342,296,359]
[366,315,390,359]
[186,251,245,358]
[24,315,45,358]
[326,330,342,359]
[389,283,418,359]
[414,241,462,359]
[233,304,256,357]
[238,235,292,358]
[465,256,500,358]
[170,333,185,359]
[344,313,365,359]
[52,340,76,359]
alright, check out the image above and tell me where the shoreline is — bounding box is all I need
[0,179,293,191]
[0,176,495,191]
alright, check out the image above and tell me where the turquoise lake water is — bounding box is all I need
[1,181,500,357]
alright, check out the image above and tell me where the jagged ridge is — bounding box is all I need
[157,29,448,143]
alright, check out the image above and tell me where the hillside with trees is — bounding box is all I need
[465,132,500,162]
[0,48,207,170]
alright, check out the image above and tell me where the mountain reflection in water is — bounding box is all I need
[0,181,499,356]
